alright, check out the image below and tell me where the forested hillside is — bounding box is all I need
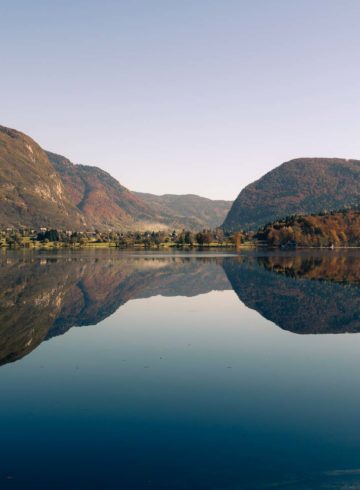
[223,158,360,231]
[255,209,360,247]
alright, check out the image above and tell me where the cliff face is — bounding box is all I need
[0,126,85,229]
[223,158,360,231]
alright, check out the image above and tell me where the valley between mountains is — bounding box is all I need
[1,124,360,240]
[0,125,231,231]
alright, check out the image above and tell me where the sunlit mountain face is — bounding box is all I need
[1,250,360,367]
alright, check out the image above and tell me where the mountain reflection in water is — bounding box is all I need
[1,250,360,366]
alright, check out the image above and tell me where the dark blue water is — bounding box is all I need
[1,250,360,489]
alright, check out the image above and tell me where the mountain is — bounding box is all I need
[223,158,360,231]
[48,151,231,230]
[0,123,231,231]
[46,151,160,230]
[0,125,85,229]
[135,192,232,230]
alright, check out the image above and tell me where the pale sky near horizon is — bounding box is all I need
[2,0,360,200]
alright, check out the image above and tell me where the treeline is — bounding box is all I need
[255,209,360,247]
[0,227,236,248]
[4,209,360,250]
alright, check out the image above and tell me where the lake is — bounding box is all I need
[1,249,360,489]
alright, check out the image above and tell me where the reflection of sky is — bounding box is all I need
[2,289,360,488]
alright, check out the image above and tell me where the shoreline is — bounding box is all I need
[2,242,360,251]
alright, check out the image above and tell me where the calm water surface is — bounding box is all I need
[1,249,360,489]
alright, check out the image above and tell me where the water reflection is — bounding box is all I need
[224,252,360,335]
[2,250,360,490]
[0,253,229,365]
[1,250,360,366]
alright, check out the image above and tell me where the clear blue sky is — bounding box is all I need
[2,0,360,199]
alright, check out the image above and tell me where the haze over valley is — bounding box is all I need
[1,123,360,239]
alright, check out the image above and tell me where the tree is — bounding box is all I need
[196,232,204,245]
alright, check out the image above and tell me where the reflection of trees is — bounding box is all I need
[257,253,360,284]
[2,251,360,367]
[223,253,360,335]
[0,254,229,365]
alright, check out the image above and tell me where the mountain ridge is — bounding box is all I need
[0,123,232,231]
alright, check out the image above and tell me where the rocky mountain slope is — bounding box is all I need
[223,158,360,231]
[49,151,231,231]
[0,124,231,230]
[47,152,159,230]
[0,126,85,229]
